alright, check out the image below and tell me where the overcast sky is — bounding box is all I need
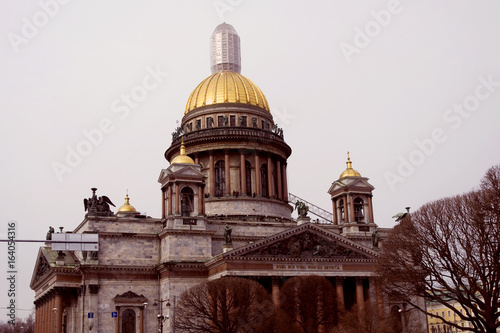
[1,0,499,320]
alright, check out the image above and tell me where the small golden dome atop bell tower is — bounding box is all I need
[339,152,361,179]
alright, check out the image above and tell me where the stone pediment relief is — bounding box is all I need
[226,224,377,260]
[30,250,52,287]
[113,291,147,304]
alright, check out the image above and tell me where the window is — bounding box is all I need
[230,115,236,126]
[354,197,364,221]
[215,160,225,196]
[218,116,225,127]
[245,160,252,196]
[260,163,268,197]
[180,187,194,216]
[339,199,345,220]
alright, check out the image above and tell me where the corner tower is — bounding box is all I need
[163,23,293,222]
[328,153,377,237]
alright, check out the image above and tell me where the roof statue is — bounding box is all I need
[295,201,309,218]
[83,187,115,217]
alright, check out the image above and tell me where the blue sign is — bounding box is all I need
[111,312,117,318]
[88,313,94,318]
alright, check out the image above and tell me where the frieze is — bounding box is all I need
[245,231,368,259]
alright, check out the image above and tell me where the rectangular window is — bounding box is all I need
[230,115,236,126]
[218,116,225,127]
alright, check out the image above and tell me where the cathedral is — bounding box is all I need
[30,23,426,333]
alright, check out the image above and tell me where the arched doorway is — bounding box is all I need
[122,309,136,333]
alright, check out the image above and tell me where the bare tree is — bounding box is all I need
[276,275,337,333]
[174,277,274,333]
[378,165,500,333]
[0,312,35,333]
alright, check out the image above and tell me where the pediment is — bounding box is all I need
[113,291,147,304]
[225,223,378,261]
[170,166,204,178]
[328,177,374,195]
[30,248,52,288]
[158,166,205,185]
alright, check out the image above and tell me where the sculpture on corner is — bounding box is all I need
[84,188,115,217]
[295,201,309,218]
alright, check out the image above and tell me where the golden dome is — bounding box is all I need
[184,71,270,114]
[170,141,195,164]
[117,193,137,213]
[339,152,361,178]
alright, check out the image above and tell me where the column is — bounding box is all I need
[209,151,215,196]
[140,306,144,333]
[267,155,272,197]
[368,196,374,222]
[175,183,180,215]
[375,283,385,318]
[43,298,47,333]
[55,289,63,333]
[348,193,355,222]
[276,159,282,200]
[161,188,166,219]
[332,199,338,225]
[282,163,288,202]
[240,153,246,195]
[356,277,365,311]
[50,296,55,333]
[254,153,261,196]
[224,149,231,196]
[271,277,280,306]
[194,153,199,165]
[198,185,203,215]
[167,185,172,216]
[335,277,345,311]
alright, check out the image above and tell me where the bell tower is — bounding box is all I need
[328,153,377,236]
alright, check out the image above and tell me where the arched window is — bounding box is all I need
[339,199,345,221]
[122,309,136,333]
[215,160,225,197]
[181,187,194,216]
[260,163,268,197]
[354,197,364,222]
[245,160,252,196]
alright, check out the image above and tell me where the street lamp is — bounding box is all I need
[166,297,176,333]
[154,299,169,333]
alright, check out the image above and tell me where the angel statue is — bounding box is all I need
[295,201,309,218]
[84,188,115,217]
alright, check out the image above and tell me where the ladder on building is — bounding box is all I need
[288,193,333,223]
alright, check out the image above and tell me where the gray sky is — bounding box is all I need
[1,0,499,320]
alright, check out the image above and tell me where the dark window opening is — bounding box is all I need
[215,160,225,196]
[181,187,194,217]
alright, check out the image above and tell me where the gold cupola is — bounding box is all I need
[184,71,270,114]
[117,192,139,216]
[339,152,361,179]
[170,141,195,164]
